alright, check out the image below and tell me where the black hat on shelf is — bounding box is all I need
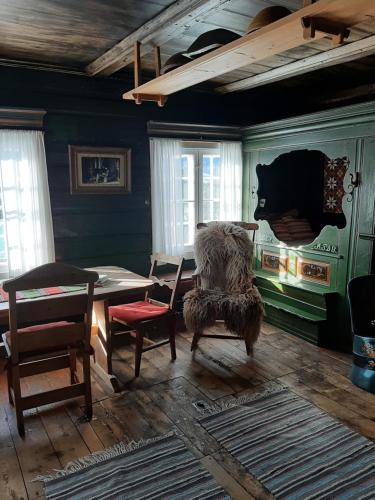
[183,28,240,59]
[246,5,291,34]
[161,52,192,74]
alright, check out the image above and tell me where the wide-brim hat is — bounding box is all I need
[247,6,291,34]
[162,52,192,74]
[183,28,240,59]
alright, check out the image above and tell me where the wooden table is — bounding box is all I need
[0,266,154,391]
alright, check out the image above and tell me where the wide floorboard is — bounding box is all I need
[0,323,373,500]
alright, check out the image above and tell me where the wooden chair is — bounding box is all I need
[190,221,260,353]
[107,254,184,377]
[2,263,98,437]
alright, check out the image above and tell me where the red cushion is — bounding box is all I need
[109,301,169,324]
[5,321,74,344]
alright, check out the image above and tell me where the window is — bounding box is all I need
[181,146,222,253]
[150,138,243,257]
[0,129,55,278]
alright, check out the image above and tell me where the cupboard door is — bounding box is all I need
[353,137,375,277]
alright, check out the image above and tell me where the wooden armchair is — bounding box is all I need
[108,254,184,377]
[184,221,263,354]
[2,263,98,436]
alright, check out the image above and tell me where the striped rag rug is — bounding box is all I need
[37,432,228,500]
[199,384,375,500]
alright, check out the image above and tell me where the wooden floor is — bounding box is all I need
[0,322,374,500]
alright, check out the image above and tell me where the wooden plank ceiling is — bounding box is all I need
[0,0,375,94]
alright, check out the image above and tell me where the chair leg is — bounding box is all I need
[69,349,77,384]
[6,362,14,406]
[245,339,253,356]
[12,364,24,437]
[191,331,201,351]
[82,350,92,420]
[169,315,177,361]
[135,330,144,378]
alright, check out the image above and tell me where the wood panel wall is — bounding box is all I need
[0,67,245,275]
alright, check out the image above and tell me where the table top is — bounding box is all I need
[0,266,153,324]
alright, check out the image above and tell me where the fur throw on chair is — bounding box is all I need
[183,222,263,348]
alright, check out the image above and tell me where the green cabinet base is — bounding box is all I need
[264,302,322,346]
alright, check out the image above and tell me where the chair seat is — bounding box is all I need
[4,321,74,345]
[109,301,169,324]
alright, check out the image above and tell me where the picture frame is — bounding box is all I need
[69,145,131,194]
[261,250,288,274]
[296,257,330,286]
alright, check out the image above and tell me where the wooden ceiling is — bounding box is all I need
[0,0,173,67]
[1,0,375,96]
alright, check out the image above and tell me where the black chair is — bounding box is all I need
[347,275,375,394]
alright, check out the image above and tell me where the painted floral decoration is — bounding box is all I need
[361,340,375,358]
[323,156,349,214]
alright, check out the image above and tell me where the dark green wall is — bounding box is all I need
[0,66,247,274]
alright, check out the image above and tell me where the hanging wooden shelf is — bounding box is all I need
[123,0,375,106]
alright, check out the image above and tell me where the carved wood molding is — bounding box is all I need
[0,107,46,128]
[147,121,241,140]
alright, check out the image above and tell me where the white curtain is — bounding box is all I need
[150,138,185,256]
[0,130,55,278]
[219,141,243,221]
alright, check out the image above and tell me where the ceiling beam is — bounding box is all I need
[85,0,232,76]
[215,34,375,94]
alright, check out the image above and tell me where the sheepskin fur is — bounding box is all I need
[184,222,263,349]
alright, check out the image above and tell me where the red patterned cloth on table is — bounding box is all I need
[323,156,349,214]
[0,285,86,303]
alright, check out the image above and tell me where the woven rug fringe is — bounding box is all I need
[33,430,177,483]
[198,382,289,418]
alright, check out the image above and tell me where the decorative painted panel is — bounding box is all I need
[323,156,349,214]
[261,251,288,274]
[296,257,330,286]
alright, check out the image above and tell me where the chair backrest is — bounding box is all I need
[194,221,254,293]
[347,274,375,337]
[146,253,184,309]
[3,263,99,362]
[197,221,259,241]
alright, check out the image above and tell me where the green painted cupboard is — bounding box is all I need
[242,102,375,351]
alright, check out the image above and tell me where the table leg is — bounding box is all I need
[91,300,122,393]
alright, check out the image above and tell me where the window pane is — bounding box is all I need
[183,202,189,222]
[203,155,210,176]
[213,156,220,176]
[203,179,210,199]
[213,179,220,199]
[181,155,188,177]
[183,201,195,246]
[203,201,211,222]
[182,179,188,199]
[181,154,195,201]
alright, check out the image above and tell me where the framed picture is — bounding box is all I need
[261,250,288,274]
[69,145,131,194]
[296,257,330,286]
